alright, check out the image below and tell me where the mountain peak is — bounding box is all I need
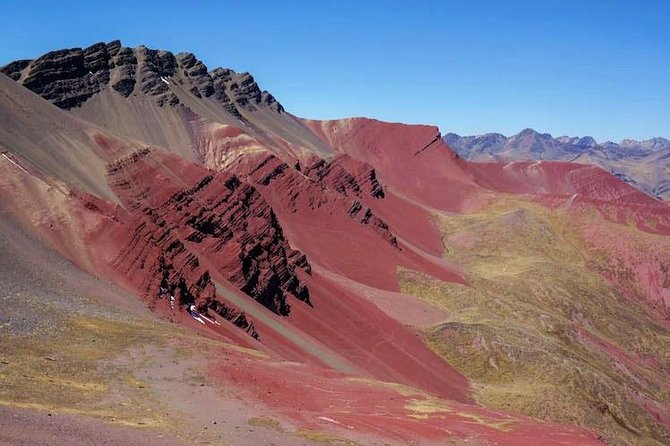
[0,40,284,115]
[518,127,540,136]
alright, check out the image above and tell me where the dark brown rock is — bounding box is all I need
[106,148,311,319]
[2,41,285,114]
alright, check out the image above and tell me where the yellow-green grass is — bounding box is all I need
[400,198,670,446]
[0,310,175,428]
[295,429,362,446]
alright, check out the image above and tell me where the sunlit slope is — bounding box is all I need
[3,42,670,444]
[400,198,670,446]
[0,74,124,202]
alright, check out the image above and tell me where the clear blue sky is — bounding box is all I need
[2,0,669,142]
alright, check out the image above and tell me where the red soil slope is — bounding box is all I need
[6,68,670,443]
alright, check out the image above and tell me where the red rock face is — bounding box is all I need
[103,144,313,328]
[4,62,670,444]
[238,153,398,248]
[303,118,483,212]
[301,153,385,200]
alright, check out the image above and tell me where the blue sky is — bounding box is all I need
[2,0,668,141]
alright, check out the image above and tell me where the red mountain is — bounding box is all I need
[1,42,668,445]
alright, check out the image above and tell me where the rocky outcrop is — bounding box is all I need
[70,187,260,338]
[2,40,284,114]
[209,68,284,113]
[175,54,240,117]
[0,40,141,108]
[303,154,385,199]
[106,147,310,319]
[109,44,138,97]
[136,46,180,106]
[241,153,399,249]
[347,200,399,248]
[1,59,30,81]
[4,46,106,109]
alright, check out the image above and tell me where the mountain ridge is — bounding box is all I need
[1,40,284,114]
[445,129,670,199]
[445,128,670,156]
[1,41,669,445]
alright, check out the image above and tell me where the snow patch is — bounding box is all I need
[317,416,341,425]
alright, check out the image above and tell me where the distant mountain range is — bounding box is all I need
[444,129,670,200]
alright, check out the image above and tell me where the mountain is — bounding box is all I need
[0,41,669,446]
[445,129,670,200]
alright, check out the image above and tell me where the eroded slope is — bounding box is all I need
[3,42,670,445]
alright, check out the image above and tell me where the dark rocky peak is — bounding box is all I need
[576,136,597,147]
[558,135,597,148]
[517,128,541,137]
[109,44,138,98]
[260,90,283,111]
[83,42,113,72]
[1,41,134,108]
[135,45,180,106]
[445,132,502,144]
[1,59,31,81]
[507,128,557,157]
[478,132,507,144]
[209,68,284,114]
[106,39,122,57]
[138,46,178,75]
[442,132,508,157]
[513,128,552,142]
[1,40,285,114]
[176,52,208,76]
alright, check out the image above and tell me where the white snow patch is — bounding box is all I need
[200,314,220,325]
[317,416,341,425]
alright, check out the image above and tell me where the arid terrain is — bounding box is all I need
[0,41,668,445]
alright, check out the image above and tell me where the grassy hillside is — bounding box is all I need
[400,198,670,446]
